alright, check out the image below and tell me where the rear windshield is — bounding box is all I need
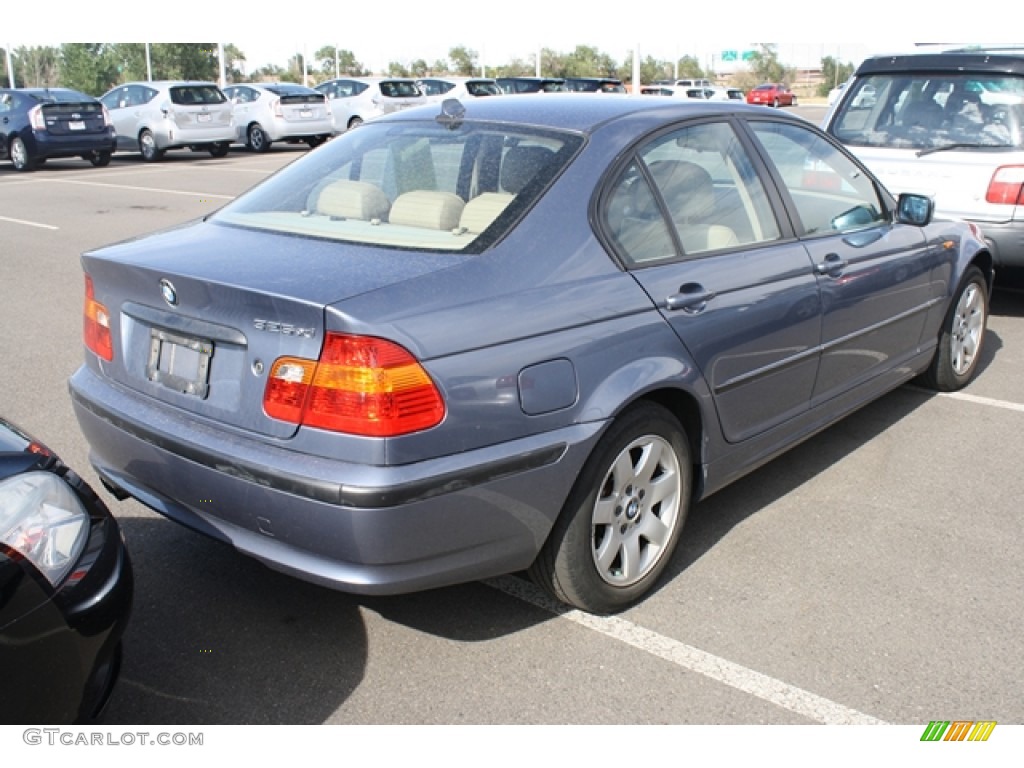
[169,85,227,105]
[24,88,95,104]
[379,80,422,98]
[830,72,1024,150]
[214,119,582,252]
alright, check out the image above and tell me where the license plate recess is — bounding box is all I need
[146,328,213,398]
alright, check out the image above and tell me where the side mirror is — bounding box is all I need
[896,193,934,226]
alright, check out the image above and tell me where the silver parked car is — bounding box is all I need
[223,83,334,152]
[314,77,426,132]
[99,81,234,161]
[71,95,991,614]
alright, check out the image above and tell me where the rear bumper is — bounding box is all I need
[69,365,602,595]
[29,129,117,159]
[971,216,1024,268]
[265,116,335,142]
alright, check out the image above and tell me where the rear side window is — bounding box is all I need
[604,121,781,265]
[830,72,1024,150]
[169,86,227,105]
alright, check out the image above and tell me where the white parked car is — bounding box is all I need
[416,77,502,103]
[824,46,1024,270]
[223,83,334,152]
[314,77,427,132]
[708,86,745,101]
[99,81,235,161]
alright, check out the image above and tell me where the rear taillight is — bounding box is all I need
[28,105,45,131]
[271,98,283,118]
[83,275,113,361]
[101,105,113,127]
[985,165,1024,205]
[264,333,445,437]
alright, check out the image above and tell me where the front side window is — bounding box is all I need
[604,121,781,265]
[751,120,887,236]
[831,72,1024,150]
[214,120,581,252]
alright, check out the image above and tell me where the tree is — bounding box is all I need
[555,45,618,78]
[818,55,854,96]
[616,54,674,87]
[743,43,793,85]
[676,55,706,80]
[60,44,121,95]
[387,61,410,77]
[13,46,60,87]
[313,46,365,79]
[448,46,478,77]
[431,59,448,76]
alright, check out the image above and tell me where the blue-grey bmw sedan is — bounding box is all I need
[70,95,992,613]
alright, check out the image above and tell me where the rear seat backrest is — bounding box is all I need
[316,179,391,220]
[390,190,466,230]
[459,192,514,234]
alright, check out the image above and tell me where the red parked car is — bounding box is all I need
[746,83,796,107]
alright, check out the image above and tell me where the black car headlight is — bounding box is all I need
[0,471,89,587]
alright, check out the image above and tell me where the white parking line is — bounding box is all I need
[35,178,235,200]
[0,214,59,230]
[935,390,1024,413]
[486,575,887,725]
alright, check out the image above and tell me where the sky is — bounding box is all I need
[10,1,1007,76]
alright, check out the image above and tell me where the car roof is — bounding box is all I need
[382,92,794,133]
[856,49,1024,77]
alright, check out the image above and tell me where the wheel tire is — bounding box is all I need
[921,266,989,391]
[247,124,271,153]
[208,142,230,158]
[88,151,112,167]
[529,402,692,613]
[139,130,163,162]
[347,116,363,130]
[305,135,326,148]
[772,97,780,108]
[10,137,36,171]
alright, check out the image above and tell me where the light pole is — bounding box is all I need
[5,44,14,88]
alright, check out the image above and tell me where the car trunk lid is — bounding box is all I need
[82,220,467,438]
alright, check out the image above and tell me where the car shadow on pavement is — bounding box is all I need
[660,375,987,591]
[103,518,370,725]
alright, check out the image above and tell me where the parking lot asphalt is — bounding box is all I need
[2,108,1022,726]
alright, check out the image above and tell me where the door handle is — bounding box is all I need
[815,253,847,275]
[666,283,716,312]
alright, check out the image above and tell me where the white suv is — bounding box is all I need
[823,47,1024,268]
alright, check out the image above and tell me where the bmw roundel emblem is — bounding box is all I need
[160,278,178,307]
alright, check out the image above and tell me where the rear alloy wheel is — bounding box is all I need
[10,137,36,172]
[139,130,164,162]
[247,124,271,153]
[529,402,691,613]
[208,142,230,158]
[305,135,327,148]
[921,266,988,391]
[87,151,112,167]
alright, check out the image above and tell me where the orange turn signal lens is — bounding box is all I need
[83,275,113,362]
[263,333,445,437]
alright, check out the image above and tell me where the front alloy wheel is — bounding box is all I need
[921,265,988,391]
[529,402,691,613]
